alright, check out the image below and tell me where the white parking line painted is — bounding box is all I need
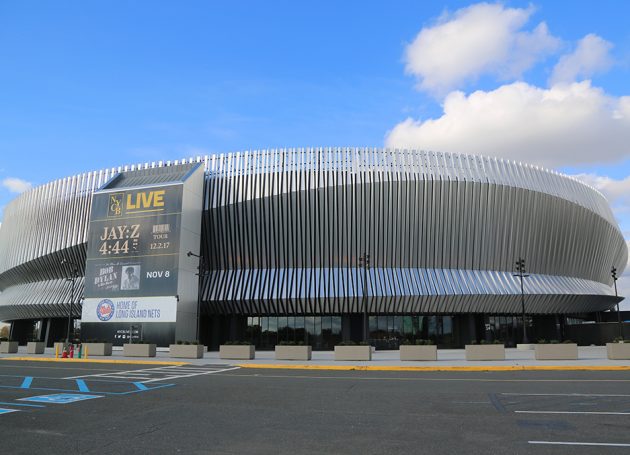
[529,441,630,447]
[64,365,241,383]
[93,375,152,381]
[142,366,241,383]
[205,373,630,383]
[503,393,630,397]
[516,411,630,415]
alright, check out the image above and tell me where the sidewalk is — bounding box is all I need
[2,345,630,370]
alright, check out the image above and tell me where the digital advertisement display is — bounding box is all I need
[82,183,185,345]
[83,185,183,299]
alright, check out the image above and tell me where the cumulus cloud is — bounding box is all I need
[550,34,614,85]
[404,3,560,96]
[2,177,32,194]
[385,80,630,168]
[573,173,630,205]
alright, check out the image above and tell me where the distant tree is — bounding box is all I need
[0,325,9,338]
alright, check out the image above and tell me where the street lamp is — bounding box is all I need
[513,257,530,344]
[358,253,370,342]
[61,259,79,343]
[187,251,205,342]
[612,267,623,340]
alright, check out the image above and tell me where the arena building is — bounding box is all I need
[0,148,626,349]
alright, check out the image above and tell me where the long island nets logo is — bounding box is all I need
[96,299,115,321]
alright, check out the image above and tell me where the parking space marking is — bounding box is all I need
[529,441,630,447]
[207,372,630,383]
[0,401,45,408]
[0,408,18,415]
[76,379,90,392]
[65,365,240,383]
[502,393,630,398]
[0,374,174,395]
[19,393,103,404]
[516,410,630,415]
[143,366,241,383]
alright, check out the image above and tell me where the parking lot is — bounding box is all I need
[0,360,629,454]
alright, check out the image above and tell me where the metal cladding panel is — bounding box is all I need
[0,149,626,320]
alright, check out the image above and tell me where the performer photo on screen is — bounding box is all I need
[121,265,141,290]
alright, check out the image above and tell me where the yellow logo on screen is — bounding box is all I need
[126,190,166,213]
[107,193,124,217]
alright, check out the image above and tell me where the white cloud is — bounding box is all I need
[2,177,32,194]
[385,80,630,168]
[572,173,630,205]
[550,34,614,85]
[404,3,560,96]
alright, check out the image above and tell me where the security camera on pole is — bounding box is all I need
[513,257,530,344]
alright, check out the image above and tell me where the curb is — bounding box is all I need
[0,357,188,366]
[236,364,630,372]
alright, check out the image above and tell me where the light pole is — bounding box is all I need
[513,257,530,344]
[612,267,623,340]
[61,259,79,342]
[358,253,370,342]
[187,251,204,342]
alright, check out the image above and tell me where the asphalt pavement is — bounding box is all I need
[1,360,630,454]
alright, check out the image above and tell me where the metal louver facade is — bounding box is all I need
[0,148,626,323]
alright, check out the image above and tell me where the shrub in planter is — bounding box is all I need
[400,340,437,361]
[123,341,156,357]
[534,341,578,360]
[170,341,204,359]
[220,342,255,360]
[26,340,45,354]
[275,342,312,361]
[83,341,113,356]
[0,339,18,354]
[465,342,505,361]
[334,343,372,361]
[607,339,630,360]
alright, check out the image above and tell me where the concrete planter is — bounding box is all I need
[334,345,372,361]
[400,345,438,361]
[54,342,68,354]
[0,341,18,354]
[606,343,630,360]
[275,345,312,361]
[219,345,255,360]
[83,343,113,356]
[123,343,156,357]
[465,344,505,361]
[26,342,45,354]
[535,343,578,360]
[516,344,536,350]
[170,344,205,359]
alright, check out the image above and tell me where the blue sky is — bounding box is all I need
[1,1,629,295]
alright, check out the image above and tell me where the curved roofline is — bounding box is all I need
[1,147,618,227]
